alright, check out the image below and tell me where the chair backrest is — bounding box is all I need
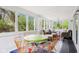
[52,34,58,41]
[61,32,69,39]
[14,37,27,53]
[15,39,22,49]
[48,41,56,52]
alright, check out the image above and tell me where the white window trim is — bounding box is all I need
[15,12,18,32]
[34,16,36,31]
[26,15,28,31]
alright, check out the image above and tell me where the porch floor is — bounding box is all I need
[60,39,77,53]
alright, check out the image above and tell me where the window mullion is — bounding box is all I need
[34,16,36,31]
[26,15,28,31]
[15,12,18,32]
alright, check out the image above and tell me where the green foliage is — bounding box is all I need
[0,19,15,32]
[53,21,62,29]
[62,20,68,29]
[0,8,15,33]
[18,15,34,31]
[18,15,26,31]
[53,20,68,29]
[28,16,34,30]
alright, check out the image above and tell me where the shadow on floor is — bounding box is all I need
[60,39,77,53]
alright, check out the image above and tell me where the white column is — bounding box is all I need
[73,15,79,53]
[36,16,40,32]
[73,16,76,44]
[51,20,53,31]
[46,19,48,30]
[77,15,79,48]
[44,18,46,30]
[26,15,28,31]
[34,16,36,31]
[15,12,18,32]
[49,20,52,30]
[75,14,79,53]
[48,20,50,29]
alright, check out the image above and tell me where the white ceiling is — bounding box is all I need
[1,6,77,20]
[20,6,77,20]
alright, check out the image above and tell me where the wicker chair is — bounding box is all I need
[61,32,69,39]
[14,36,27,53]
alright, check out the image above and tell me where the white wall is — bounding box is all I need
[0,32,16,53]
[72,15,79,53]
[76,16,79,52]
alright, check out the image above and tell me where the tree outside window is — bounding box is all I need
[0,8,15,33]
[41,19,44,29]
[53,20,68,30]
[18,14,26,31]
[28,16,34,31]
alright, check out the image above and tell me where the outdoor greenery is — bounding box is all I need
[53,20,68,29]
[18,15,26,31]
[62,20,68,29]
[18,15,34,31]
[42,19,44,29]
[0,8,15,33]
[28,16,34,31]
